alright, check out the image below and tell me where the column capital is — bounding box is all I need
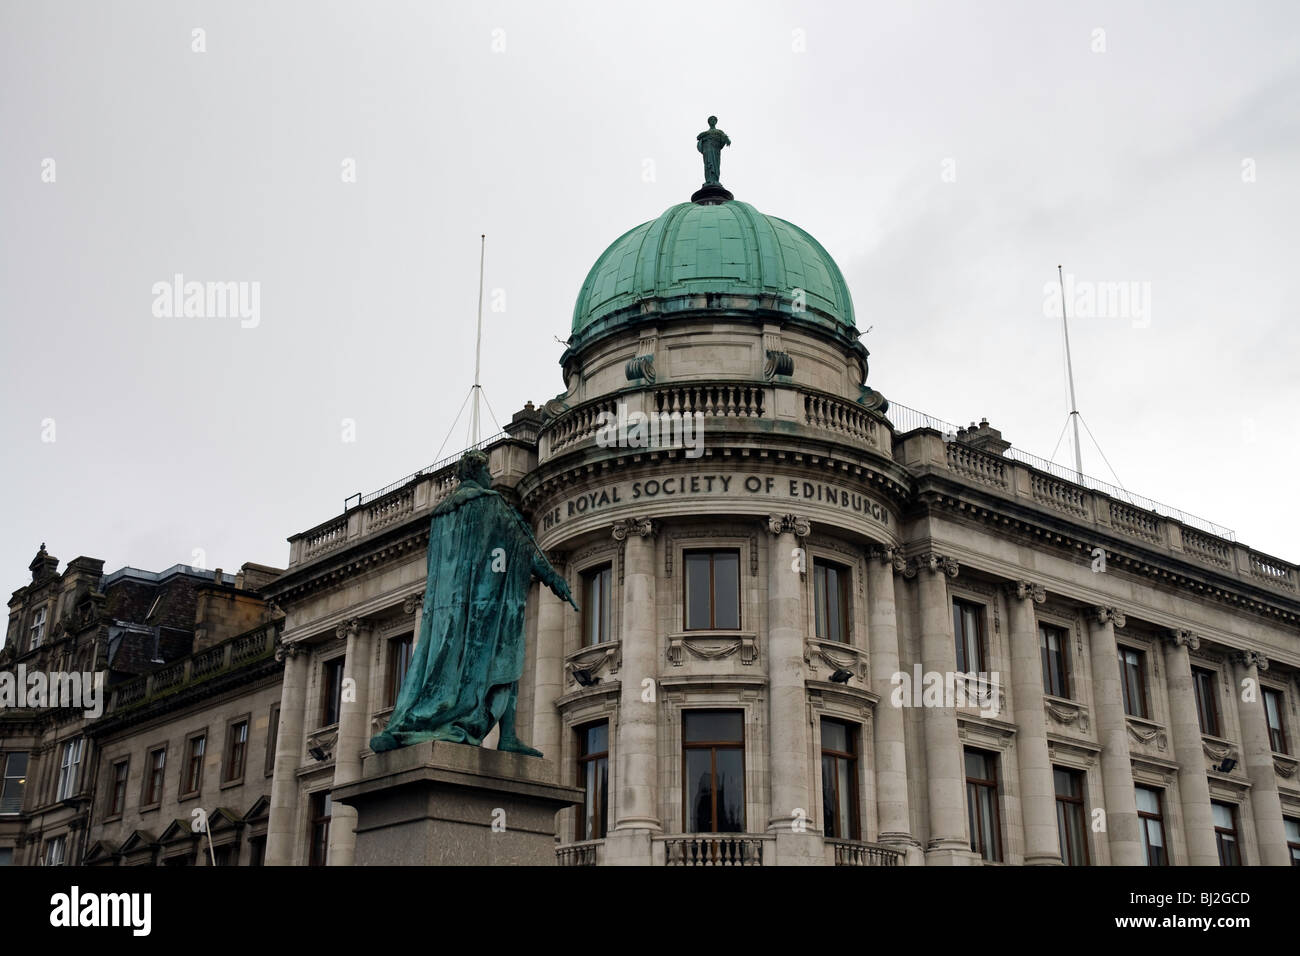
[1165,629,1201,651]
[1005,580,1046,604]
[766,513,810,538]
[1235,649,1269,671]
[401,593,421,615]
[908,551,958,578]
[1093,605,1126,628]
[274,638,306,662]
[335,617,361,641]
[612,517,655,540]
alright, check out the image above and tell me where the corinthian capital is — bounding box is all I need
[1007,580,1046,604]
[766,514,810,538]
[1165,629,1201,651]
[611,517,655,541]
[335,618,360,641]
[910,552,958,578]
[1093,606,1126,628]
[1235,649,1269,671]
[274,638,304,663]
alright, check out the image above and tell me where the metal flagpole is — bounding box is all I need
[1058,265,1084,483]
[471,235,486,445]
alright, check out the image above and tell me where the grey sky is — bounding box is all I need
[2,0,1297,585]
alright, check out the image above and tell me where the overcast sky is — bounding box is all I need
[2,0,1297,588]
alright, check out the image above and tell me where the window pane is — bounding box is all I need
[821,754,837,836]
[685,554,712,630]
[836,756,853,837]
[1135,786,1159,815]
[684,710,743,743]
[684,749,713,832]
[715,748,744,832]
[821,720,847,753]
[584,723,608,755]
[964,750,989,780]
[713,552,739,629]
[813,564,828,640]
[1212,802,1233,829]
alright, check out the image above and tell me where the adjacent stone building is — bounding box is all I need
[259,171,1300,866]
[0,552,281,865]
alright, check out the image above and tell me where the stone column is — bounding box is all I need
[1161,630,1219,866]
[1234,650,1289,865]
[1006,581,1059,865]
[266,640,309,866]
[1087,606,1143,865]
[531,569,567,763]
[606,517,658,865]
[765,514,820,864]
[866,547,915,856]
[329,618,371,866]
[910,552,969,862]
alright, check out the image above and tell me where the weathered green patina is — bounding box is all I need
[369,451,576,755]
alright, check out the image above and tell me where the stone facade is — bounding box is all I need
[0,553,280,865]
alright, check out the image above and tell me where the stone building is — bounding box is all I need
[0,551,280,865]
[260,159,1300,866]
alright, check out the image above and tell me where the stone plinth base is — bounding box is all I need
[332,741,582,866]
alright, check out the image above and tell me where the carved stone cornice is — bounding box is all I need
[908,552,958,578]
[611,517,655,541]
[1007,580,1046,604]
[1165,629,1201,651]
[1093,606,1126,628]
[766,514,810,538]
[1234,650,1269,672]
[335,618,361,641]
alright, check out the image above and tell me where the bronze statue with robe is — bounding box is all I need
[370,451,576,755]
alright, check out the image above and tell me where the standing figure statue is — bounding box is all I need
[370,450,577,756]
[696,115,731,186]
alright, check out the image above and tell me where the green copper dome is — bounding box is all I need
[570,200,856,342]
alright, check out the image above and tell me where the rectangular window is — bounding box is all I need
[953,600,986,673]
[0,848,12,866]
[1136,785,1168,865]
[575,721,609,841]
[1053,767,1089,865]
[211,845,233,867]
[182,734,205,796]
[1193,667,1220,737]
[44,835,66,866]
[321,658,345,726]
[309,791,332,866]
[820,719,860,840]
[108,759,129,818]
[683,710,745,833]
[1284,818,1300,866]
[684,550,740,630]
[1263,688,1289,754]
[143,747,166,805]
[1039,624,1071,698]
[265,704,280,776]
[582,565,612,646]
[30,607,47,650]
[0,752,29,815]
[386,635,414,707]
[56,737,84,801]
[1120,647,1148,719]
[1213,801,1241,866]
[224,720,248,783]
[248,835,266,867]
[813,560,850,644]
[964,749,1002,862]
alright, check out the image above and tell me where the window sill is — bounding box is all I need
[177,790,201,804]
[219,776,244,791]
[139,803,161,814]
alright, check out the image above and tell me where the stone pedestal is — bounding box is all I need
[332,741,582,866]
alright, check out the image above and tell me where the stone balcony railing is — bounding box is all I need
[537,380,890,463]
[828,839,904,866]
[555,840,603,866]
[105,625,277,715]
[895,427,1300,601]
[660,833,769,866]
